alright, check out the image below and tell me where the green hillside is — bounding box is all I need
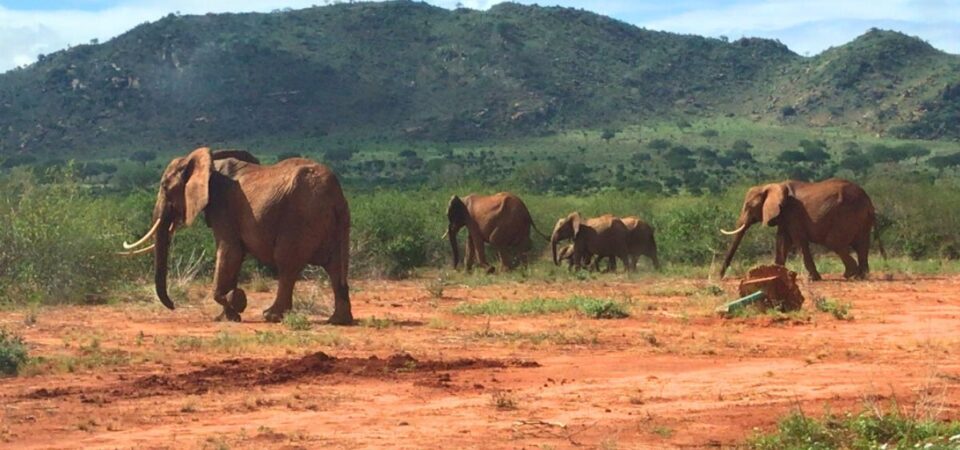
[0,1,957,158]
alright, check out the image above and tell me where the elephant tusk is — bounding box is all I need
[719,224,747,235]
[123,219,161,249]
[441,229,449,240]
[117,244,155,256]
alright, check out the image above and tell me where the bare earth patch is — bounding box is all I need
[1,275,959,448]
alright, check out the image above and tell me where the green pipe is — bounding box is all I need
[716,290,766,316]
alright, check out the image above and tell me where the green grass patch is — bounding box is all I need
[22,337,130,375]
[281,312,312,331]
[453,296,629,319]
[472,328,599,346]
[168,329,346,354]
[749,406,960,449]
[815,298,854,320]
[358,316,394,329]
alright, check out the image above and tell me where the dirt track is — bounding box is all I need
[1,275,959,449]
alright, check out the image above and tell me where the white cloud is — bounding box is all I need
[0,1,322,72]
[643,0,960,54]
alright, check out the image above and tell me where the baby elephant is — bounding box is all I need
[556,243,595,270]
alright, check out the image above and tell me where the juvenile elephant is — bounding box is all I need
[719,178,881,281]
[551,212,631,272]
[557,243,595,270]
[445,192,546,272]
[119,148,353,324]
[622,216,661,271]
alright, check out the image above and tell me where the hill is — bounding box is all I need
[0,2,957,157]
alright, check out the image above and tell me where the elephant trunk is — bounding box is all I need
[719,215,750,278]
[447,224,461,269]
[154,214,176,310]
[551,234,560,266]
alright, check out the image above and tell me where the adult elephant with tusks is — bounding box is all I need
[444,192,547,272]
[719,178,883,281]
[118,147,353,324]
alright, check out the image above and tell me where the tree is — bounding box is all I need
[399,149,417,158]
[778,150,808,163]
[867,144,909,164]
[700,129,719,138]
[675,120,692,132]
[898,143,930,164]
[325,147,355,162]
[927,152,960,174]
[277,151,301,161]
[840,154,874,176]
[600,128,617,143]
[726,148,754,166]
[647,138,672,152]
[129,150,156,166]
[731,139,753,152]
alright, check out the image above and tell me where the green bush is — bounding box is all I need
[0,329,28,376]
[350,190,444,278]
[749,406,960,449]
[0,169,150,305]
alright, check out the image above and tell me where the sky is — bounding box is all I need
[0,0,957,73]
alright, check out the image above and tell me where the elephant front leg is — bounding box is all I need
[212,243,245,322]
[798,240,822,281]
[465,236,476,271]
[774,231,792,266]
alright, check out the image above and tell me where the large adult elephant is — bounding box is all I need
[119,148,353,324]
[551,213,631,272]
[444,192,545,272]
[622,216,661,271]
[719,178,881,281]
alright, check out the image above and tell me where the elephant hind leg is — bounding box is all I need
[648,247,661,271]
[323,258,353,325]
[835,248,859,279]
[853,236,870,279]
[263,268,300,323]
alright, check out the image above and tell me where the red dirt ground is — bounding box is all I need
[1,274,959,449]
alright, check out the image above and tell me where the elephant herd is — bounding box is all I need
[443,193,659,273]
[119,149,882,325]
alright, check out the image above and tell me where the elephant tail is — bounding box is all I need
[529,219,551,242]
[874,225,887,259]
[341,205,351,282]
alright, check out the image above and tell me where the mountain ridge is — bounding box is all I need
[0,1,957,157]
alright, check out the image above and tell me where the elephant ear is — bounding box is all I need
[762,184,788,226]
[183,147,213,226]
[570,212,583,238]
[447,195,468,223]
[212,150,260,165]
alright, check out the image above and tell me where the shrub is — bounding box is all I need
[0,329,28,376]
[0,169,150,305]
[749,406,960,449]
[282,312,311,331]
[349,190,442,278]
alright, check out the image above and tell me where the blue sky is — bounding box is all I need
[0,0,957,72]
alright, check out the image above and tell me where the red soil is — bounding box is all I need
[1,274,958,449]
